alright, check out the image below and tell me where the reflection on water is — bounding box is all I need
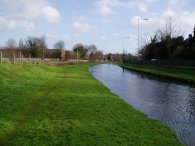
[89,64,195,146]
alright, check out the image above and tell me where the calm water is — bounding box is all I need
[89,64,195,146]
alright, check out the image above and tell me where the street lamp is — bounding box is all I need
[137,18,148,57]
[123,36,130,63]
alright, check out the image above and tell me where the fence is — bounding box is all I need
[124,59,195,67]
[0,49,62,64]
[0,48,84,64]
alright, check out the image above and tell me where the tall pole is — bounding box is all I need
[169,18,172,62]
[138,19,140,57]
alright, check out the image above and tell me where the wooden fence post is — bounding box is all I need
[21,55,24,64]
[29,54,31,63]
[0,51,2,64]
[42,49,44,61]
[19,51,22,63]
[13,53,15,64]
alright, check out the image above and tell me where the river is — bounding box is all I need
[89,64,195,146]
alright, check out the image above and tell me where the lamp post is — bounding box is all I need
[137,18,148,57]
[123,36,130,63]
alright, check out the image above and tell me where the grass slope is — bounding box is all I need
[0,63,182,146]
[120,63,195,85]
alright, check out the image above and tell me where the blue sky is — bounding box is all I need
[0,0,194,54]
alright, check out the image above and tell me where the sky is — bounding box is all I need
[0,0,195,54]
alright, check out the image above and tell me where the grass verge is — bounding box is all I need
[120,63,195,85]
[0,63,182,146]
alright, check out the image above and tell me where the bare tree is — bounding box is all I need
[139,18,184,60]
[87,44,97,54]
[39,37,47,50]
[19,38,24,49]
[5,38,17,63]
[6,38,16,49]
[156,18,182,59]
[53,41,65,60]
[54,41,65,50]
[157,18,182,41]
[89,50,103,61]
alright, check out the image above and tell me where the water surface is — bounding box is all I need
[89,64,195,146]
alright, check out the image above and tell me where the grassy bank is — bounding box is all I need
[120,63,195,85]
[0,63,181,146]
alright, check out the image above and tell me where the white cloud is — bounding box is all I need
[130,8,195,39]
[72,15,95,33]
[168,0,190,6]
[137,2,148,13]
[0,16,35,32]
[41,6,60,23]
[95,0,156,15]
[17,21,35,31]
[162,10,176,18]
[0,0,60,33]
[73,22,94,33]
[100,36,107,41]
[146,0,158,2]
[95,0,121,16]
[19,0,61,23]
[177,10,195,33]
[0,17,10,32]
[158,9,195,35]
[97,5,114,15]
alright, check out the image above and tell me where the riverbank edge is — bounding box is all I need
[119,63,195,85]
[89,64,183,145]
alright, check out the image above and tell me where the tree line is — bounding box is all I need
[0,36,104,61]
[139,19,195,60]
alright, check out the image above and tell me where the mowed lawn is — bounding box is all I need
[0,63,182,146]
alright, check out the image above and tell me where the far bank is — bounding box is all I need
[119,63,195,85]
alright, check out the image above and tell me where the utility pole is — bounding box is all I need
[138,19,140,56]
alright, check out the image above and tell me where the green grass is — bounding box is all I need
[0,63,182,146]
[120,63,195,84]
